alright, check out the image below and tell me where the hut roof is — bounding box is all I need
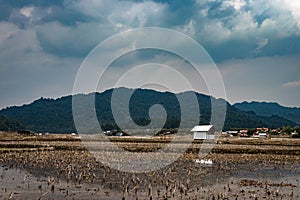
[191,125,214,132]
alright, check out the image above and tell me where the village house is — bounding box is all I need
[259,132,268,138]
[191,125,216,140]
[256,127,269,134]
[227,130,238,136]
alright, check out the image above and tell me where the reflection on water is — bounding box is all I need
[1,158,300,199]
[0,165,118,199]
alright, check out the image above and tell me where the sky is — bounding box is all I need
[0,0,300,109]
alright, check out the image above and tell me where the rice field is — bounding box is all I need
[0,132,299,199]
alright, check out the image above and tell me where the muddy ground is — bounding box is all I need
[0,133,299,199]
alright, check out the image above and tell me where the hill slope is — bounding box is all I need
[0,115,24,131]
[0,88,297,133]
[234,101,300,125]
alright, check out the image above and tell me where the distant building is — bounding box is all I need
[191,125,216,140]
[259,133,267,138]
[240,129,248,134]
[227,130,238,136]
[291,132,299,138]
[104,130,130,136]
[257,127,269,133]
[71,132,81,139]
[238,129,249,137]
[115,132,124,136]
[271,129,278,134]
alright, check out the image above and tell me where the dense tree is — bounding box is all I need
[282,126,294,135]
[0,115,24,131]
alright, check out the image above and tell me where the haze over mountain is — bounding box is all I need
[234,101,300,125]
[0,88,297,133]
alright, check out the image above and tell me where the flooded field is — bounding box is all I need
[0,133,300,199]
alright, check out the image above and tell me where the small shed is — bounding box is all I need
[191,125,216,140]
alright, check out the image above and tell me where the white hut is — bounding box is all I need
[191,125,216,140]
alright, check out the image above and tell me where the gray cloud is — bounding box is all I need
[0,0,300,108]
[2,0,299,61]
[283,80,300,87]
[220,53,300,107]
[35,21,113,57]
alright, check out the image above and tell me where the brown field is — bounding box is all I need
[0,131,300,199]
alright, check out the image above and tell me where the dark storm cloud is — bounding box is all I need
[1,0,300,108]
[2,0,299,61]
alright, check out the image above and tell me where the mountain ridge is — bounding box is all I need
[0,88,298,133]
[234,101,300,125]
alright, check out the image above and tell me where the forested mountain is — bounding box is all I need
[0,88,297,133]
[234,101,300,125]
[0,115,24,131]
